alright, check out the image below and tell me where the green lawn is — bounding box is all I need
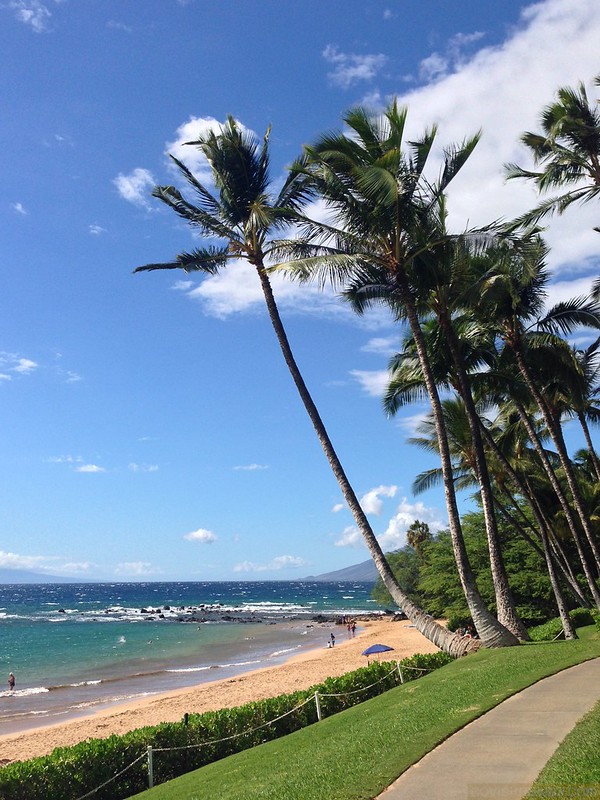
[130,629,600,800]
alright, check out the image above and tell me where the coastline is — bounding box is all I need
[0,618,439,765]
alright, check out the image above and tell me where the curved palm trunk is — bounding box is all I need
[394,278,518,647]
[479,422,591,607]
[513,346,600,574]
[577,411,600,481]
[514,401,600,610]
[255,266,479,657]
[441,318,528,640]
[494,498,577,637]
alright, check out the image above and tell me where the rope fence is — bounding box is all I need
[73,660,439,800]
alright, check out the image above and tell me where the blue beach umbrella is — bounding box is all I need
[362,643,394,657]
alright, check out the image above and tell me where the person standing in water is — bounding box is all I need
[8,673,15,691]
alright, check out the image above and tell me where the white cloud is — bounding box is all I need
[233,555,309,573]
[11,202,28,215]
[13,358,37,375]
[185,257,343,319]
[89,224,107,235]
[0,550,58,570]
[379,498,446,551]
[395,408,431,436]
[360,337,398,355]
[331,503,345,513]
[184,528,217,543]
[128,463,159,473]
[9,0,51,32]
[233,463,268,471]
[360,484,398,516]
[419,31,485,83]
[334,498,446,551]
[165,116,226,181]
[114,561,157,576]
[334,526,363,548]
[0,352,38,380]
[113,167,155,209]
[394,0,600,284]
[350,369,389,398]
[148,4,600,323]
[323,45,387,89]
[75,464,106,473]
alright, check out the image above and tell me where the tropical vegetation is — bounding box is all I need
[135,73,600,655]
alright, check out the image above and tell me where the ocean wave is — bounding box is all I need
[268,646,301,658]
[0,687,49,698]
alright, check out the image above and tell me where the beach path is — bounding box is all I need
[378,656,600,800]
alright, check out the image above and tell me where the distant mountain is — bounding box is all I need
[305,558,379,583]
[0,569,77,584]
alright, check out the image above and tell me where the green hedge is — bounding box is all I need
[0,652,451,800]
[528,608,596,641]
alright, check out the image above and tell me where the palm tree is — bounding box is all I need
[567,338,600,480]
[133,117,476,657]
[385,306,528,640]
[506,74,600,227]
[473,238,600,608]
[409,399,577,639]
[278,101,519,647]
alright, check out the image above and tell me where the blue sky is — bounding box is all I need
[1,0,599,581]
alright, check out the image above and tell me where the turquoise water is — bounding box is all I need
[0,581,380,733]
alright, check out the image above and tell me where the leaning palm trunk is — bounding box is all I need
[479,421,591,608]
[513,402,600,610]
[394,277,518,647]
[440,318,528,640]
[255,265,478,657]
[577,412,600,481]
[513,346,600,574]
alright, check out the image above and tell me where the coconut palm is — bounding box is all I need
[506,74,600,227]
[278,101,519,647]
[472,238,600,607]
[567,338,600,481]
[134,117,476,657]
[410,398,578,639]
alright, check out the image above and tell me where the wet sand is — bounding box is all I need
[0,618,439,765]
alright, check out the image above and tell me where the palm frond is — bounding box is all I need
[134,246,231,275]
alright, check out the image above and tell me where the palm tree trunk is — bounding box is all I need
[255,265,478,657]
[392,276,518,647]
[441,319,527,640]
[513,401,600,610]
[479,422,591,607]
[577,411,600,481]
[513,347,600,573]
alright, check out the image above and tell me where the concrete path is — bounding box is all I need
[378,657,600,800]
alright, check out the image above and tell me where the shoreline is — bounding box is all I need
[0,618,439,765]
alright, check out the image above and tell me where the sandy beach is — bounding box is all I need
[0,618,438,765]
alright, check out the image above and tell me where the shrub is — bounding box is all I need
[445,611,472,632]
[528,608,595,641]
[0,652,453,800]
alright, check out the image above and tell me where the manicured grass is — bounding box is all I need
[130,630,600,800]
[524,697,600,798]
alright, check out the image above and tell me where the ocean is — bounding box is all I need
[0,581,381,735]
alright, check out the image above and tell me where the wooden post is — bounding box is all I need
[147,745,154,789]
[314,691,322,722]
[397,662,404,684]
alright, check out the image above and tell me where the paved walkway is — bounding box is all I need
[378,657,600,800]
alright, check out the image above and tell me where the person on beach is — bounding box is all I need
[330,633,335,647]
[8,672,15,691]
